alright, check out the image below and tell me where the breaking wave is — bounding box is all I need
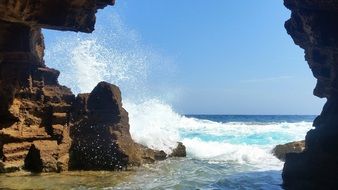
[44,11,313,171]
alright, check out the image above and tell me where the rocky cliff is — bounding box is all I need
[0,0,165,173]
[283,0,338,189]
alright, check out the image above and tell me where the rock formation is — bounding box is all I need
[0,0,164,173]
[0,0,115,33]
[0,23,75,172]
[272,140,305,161]
[169,142,187,157]
[283,0,338,189]
[69,82,167,170]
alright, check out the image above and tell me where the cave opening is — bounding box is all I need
[0,0,337,189]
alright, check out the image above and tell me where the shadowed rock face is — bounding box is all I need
[0,0,115,33]
[0,0,165,173]
[169,142,187,157]
[70,82,166,170]
[283,0,338,189]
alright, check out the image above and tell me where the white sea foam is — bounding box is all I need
[44,12,313,169]
[124,99,312,169]
[182,138,283,169]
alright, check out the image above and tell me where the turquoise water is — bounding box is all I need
[112,114,314,190]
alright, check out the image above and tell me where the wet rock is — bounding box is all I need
[154,150,167,161]
[283,1,338,189]
[169,142,187,157]
[70,82,166,170]
[272,140,305,161]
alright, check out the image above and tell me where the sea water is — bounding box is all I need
[0,114,313,189]
[1,11,315,189]
[113,106,314,189]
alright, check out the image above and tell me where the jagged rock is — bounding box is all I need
[0,0,115,33]
[283,1,338,189]
[70,82,166,170]
[0,0,165,174]
[0,24,74,170]
[169,142,187,157]
[272,140,305,161]
[154,150,167,160]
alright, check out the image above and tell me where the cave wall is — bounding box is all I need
[0,0,114,33]
[283,0,338,189]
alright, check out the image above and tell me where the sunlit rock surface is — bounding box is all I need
[0,0,163,173]
[272,140,305,161]
[283,0,338,189]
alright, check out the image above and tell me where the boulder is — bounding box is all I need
[272,140,305,161]
[69,82,167,170]
[169,142,187,157]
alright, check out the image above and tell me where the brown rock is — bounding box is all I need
[169,142,187,157]
[272,140,305,161]
[0,0,115,33]
[0,142,32,172]
[24,140,59,172]
[70,82,166,170]
[0,0,117,173]
[154,150,167,161]
[0,0,165,174]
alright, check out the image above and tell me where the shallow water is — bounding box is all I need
[0,158,282,190]
[0,115,312,190]
[114,158,283,190]
[0,171,132,190]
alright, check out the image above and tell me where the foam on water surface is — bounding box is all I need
[124,99,312,170]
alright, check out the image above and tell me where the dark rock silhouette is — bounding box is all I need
[283,0,338,189]
[70,82,166,170]
[169,142,187,157]
[0,0,114,33]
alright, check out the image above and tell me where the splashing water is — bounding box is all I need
[43,11,314,189]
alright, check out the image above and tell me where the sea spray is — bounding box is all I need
[44,12,181,153]
[44,11,314,170]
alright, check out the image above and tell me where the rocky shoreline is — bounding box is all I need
[0,0,186,174]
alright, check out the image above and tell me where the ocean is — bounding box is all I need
[113,114,314,190]
[0,114,314,189]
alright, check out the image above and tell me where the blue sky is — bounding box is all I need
[44,0,325,115]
